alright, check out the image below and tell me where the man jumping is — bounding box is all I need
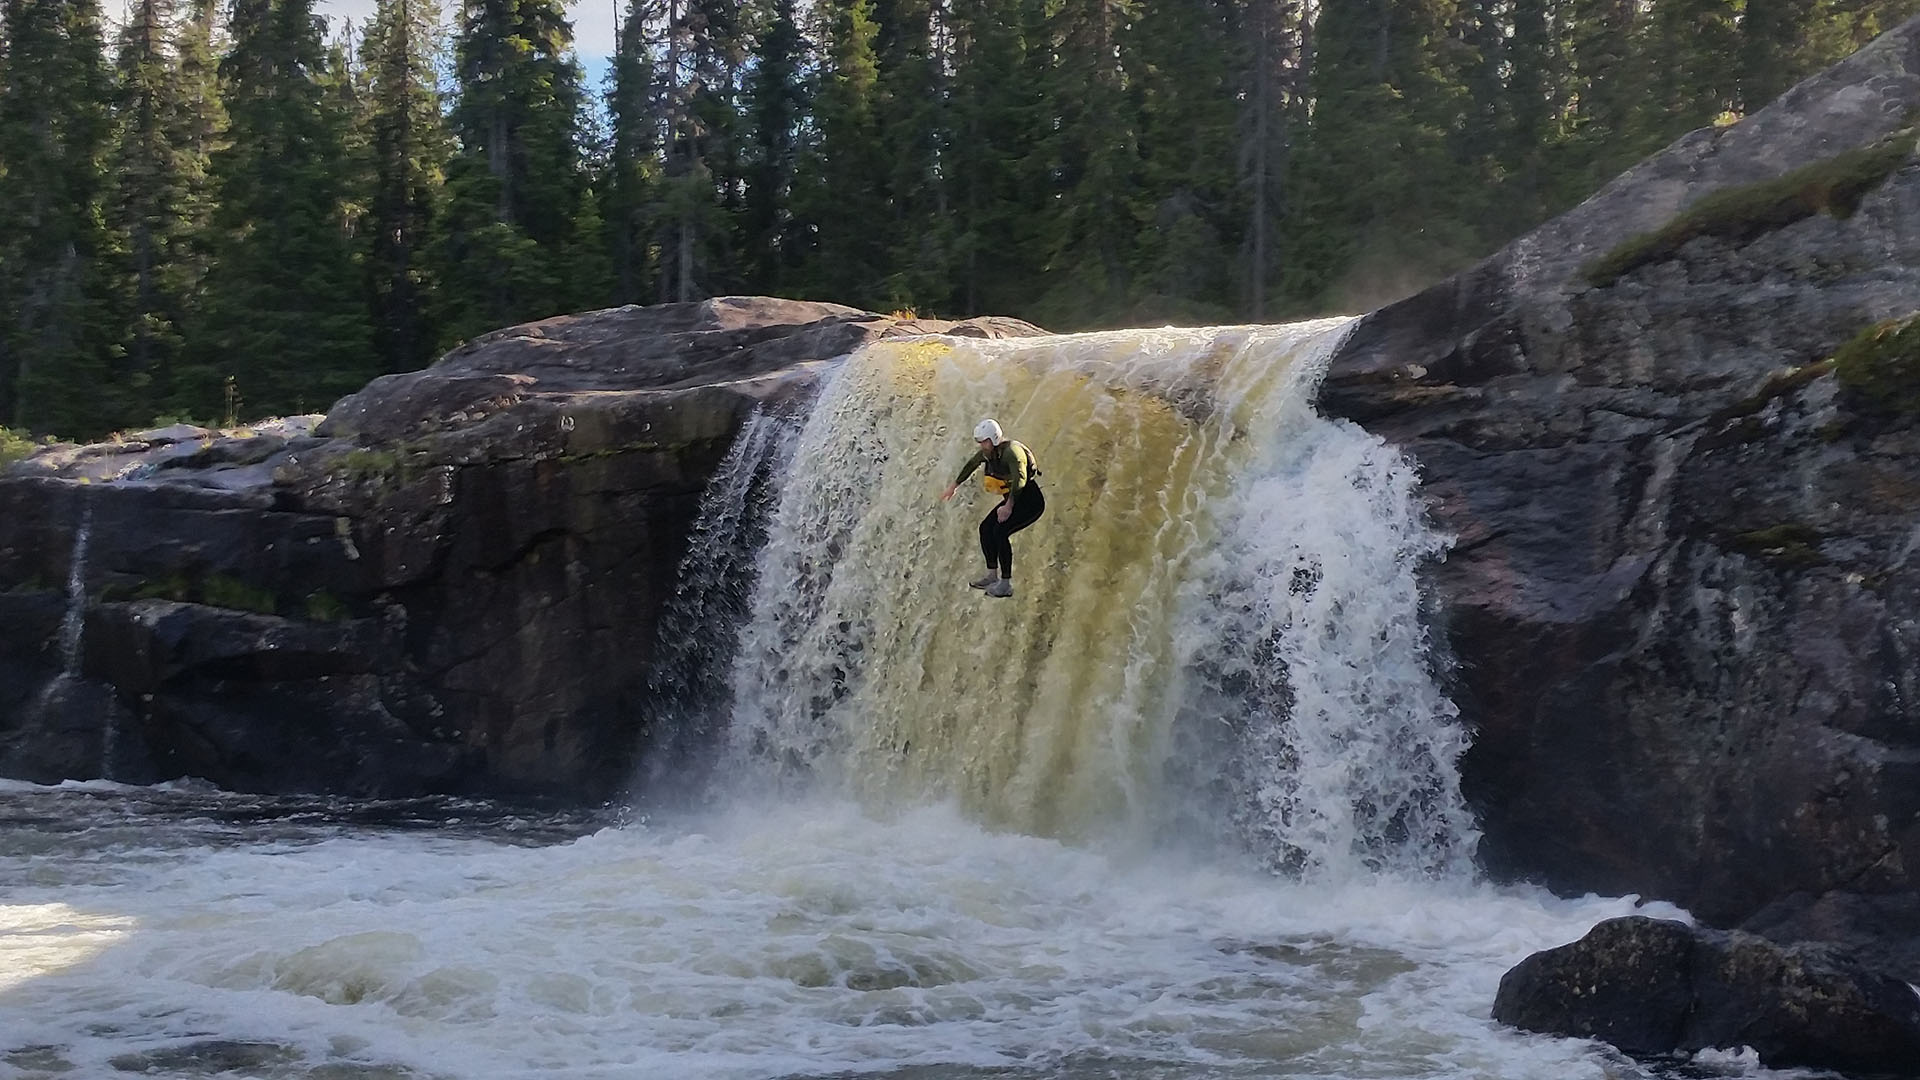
[940,418,1045,598]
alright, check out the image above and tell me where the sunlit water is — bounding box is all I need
[0,325,1783,1079]
[725,323,1471,876]
[1,781,1707,1080]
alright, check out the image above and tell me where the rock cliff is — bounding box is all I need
[1323,18,1920,977]
[0,298,1041,800]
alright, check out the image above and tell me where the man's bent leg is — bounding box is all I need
[1000,487,1046,579]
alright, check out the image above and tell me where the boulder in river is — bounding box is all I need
[1492,915,1920,1075]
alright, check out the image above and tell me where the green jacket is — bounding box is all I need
[954,440,1037,499]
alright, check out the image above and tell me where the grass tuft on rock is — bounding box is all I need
[303,591,348,622]
[1727,524,1826,568]
[0,427,38,468]
[1585,130,1916,287]
[1832,313,1920,415]
[201,574,278,614]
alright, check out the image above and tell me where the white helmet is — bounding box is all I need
[973,418,1003,444]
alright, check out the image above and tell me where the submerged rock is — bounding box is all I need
[0,297,1042,799]
[1493,916,1920,1075]
[1322,16,1920,977]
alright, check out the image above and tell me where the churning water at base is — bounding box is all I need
[1,782,1706,1080]
[3,325,1754,1079]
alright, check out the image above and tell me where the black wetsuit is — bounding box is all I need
[980,482,1045,579]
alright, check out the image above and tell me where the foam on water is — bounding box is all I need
[1,789,1696,1080]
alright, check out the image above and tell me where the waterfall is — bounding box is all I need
[57,497,94,675]
[26,494,108,777]
[631,409,803,802]
[712,322,1478,879]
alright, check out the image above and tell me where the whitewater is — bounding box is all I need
[0,322,1753,1079]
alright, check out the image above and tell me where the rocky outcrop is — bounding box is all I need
[1322,19,1920,974]
[1492,916,1920,1074]
[0,297,1042,799]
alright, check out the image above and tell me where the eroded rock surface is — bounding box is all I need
[1322,19,1920,975]
[0,297,1042,799]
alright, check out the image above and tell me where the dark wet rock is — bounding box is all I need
[1740,890,1920,989]
[0,297,1043,799]
[1321,18,1920,978]
[108,1039,302,1075]
[1493,916,1920,1075]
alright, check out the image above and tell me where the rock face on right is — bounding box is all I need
[1320,16,1920,974]
[1493,916,1920,1075]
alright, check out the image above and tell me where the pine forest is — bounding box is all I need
[1,0,1916,439]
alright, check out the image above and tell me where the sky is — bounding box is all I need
[320,0,619,63]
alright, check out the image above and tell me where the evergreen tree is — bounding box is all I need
[794,0,890,308]
[104,0,199,426]
[1640,0,1742,143]
[1473,0,1564,237]
[940,0,1046,318]
[647,0,751,302]
[740,0,807,294]
[0,0,115,436]
[1237,0,1307,319]
[872,0,945,308]
[172,0,225,326]
[194,0,372,419]
[440,0,595,342]
[1738,0,1920,112]
[606,0,666,303]
[1130,0,1240,323]
[1030,0,1142,327]
[1558,0,1644,191]
[363,0,450,373]
[1283,0,1479,311]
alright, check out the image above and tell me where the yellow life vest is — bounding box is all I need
[979,441,1037,497]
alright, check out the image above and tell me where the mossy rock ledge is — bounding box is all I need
[0,297,1042,800]
[1320,14,1920,993]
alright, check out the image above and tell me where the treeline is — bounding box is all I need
[2,0,1916,438]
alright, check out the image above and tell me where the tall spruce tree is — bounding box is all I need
[795,0,890,308]
[941,0,1046,318]
[1237,0,1307,319]
[1498,0,1560,229]
[0,0,114,436]
[104,0,199,426]
[647,0,751,301]
[1031,0,1142,327]
[195,0,372,419]
[1559,0,1643,190]
[606,0,666,303]
[1283,0,1479,311]
[1639,0,1742,144]
[740,0,807,295]
[691,0,749,292]
[440,0,596,341]
[363,0,450,373]
[872,0,945,308]
[172,0,225,317]
[1130,0,1240,323]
